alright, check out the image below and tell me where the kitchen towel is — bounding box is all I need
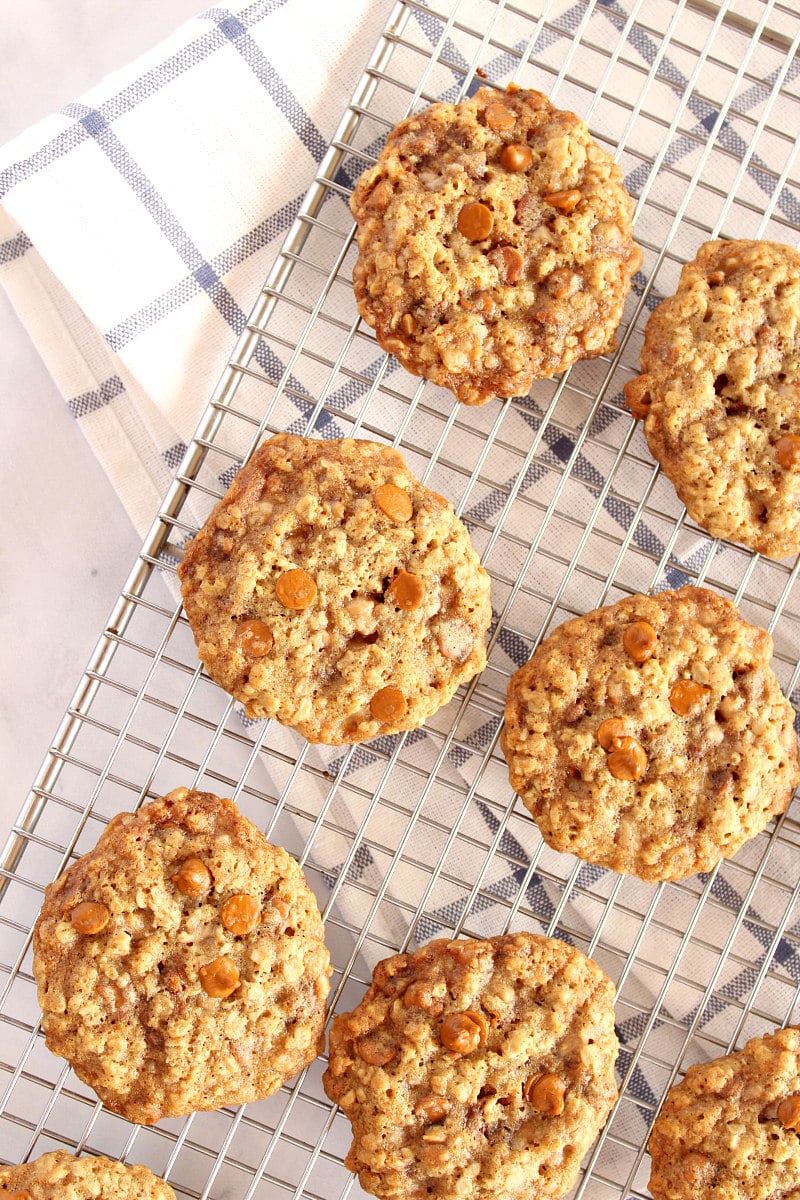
[0,0,390,536]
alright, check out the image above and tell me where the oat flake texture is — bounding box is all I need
[625,239,800,559]
[502,586,800,882]
[648,1025,800,1199]
[350,86,640,405]
[0,1152,175,1200]
[32,788,331,1124]
[178,434,492,744]
[323,932,618,1200]
[0,1147,176,1200]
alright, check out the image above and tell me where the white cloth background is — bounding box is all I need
[0,0,393,537]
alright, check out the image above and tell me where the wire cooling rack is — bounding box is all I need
[3,0,800,1196]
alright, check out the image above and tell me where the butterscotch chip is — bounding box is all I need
[220,893,260,935]
[69,900,109,934]
[171,855,213,896]
[178,435,491,745]
[370,685,407,723]
[350,86,639,405]
[649,1026,800,1199]
[778,1094,800,1130]
[543,188,582,212]
[0,1152,175,1200]
[375,483,414,522]
[324,933,618,1200]
[596,716,627,750]
[457,201,494,241]
[669,678,711,715]
[606,736,647,781]
[499,142,532,171]
[524,1072,566,1115]
[622,619,657,662]
[484,101,516,131]
[386,570,424,610]
[198,954,240,997]
[439,1011,485,1055]
[236,618,274,657]
[275,567,317,610]
[502,586,800,882]
[627,239,800,558]
[415,1095,450,1123]
[32,788,330,1124]
[403,979,439,1009]
[776,433,800,470]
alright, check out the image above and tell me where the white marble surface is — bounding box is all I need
[0,0,203,833]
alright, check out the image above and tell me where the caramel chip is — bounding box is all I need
[275,568,317,610]
[386,571,424,610]
[172,856,213,897]
[69,901,110,935]
[375,483,413,522]
[370,686,407,723]
[221,894,260,936]
[457,201,494,241]
[198,955,240,998]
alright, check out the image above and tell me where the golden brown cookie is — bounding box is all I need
[0,1152,175,1200]
[350,86,640,405]
[323,932,618,1200]
[0,1152,174,1200]
[178,434,491,744]
[502,586,799,882]
[649,1026,800,1199]
[32,788,330,1124]
[625,239,800,558]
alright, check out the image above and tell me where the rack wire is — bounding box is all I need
[3,0,800,1196]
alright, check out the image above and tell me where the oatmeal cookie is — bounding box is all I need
[350,86,640,405]
[502,586,799,882]
[625,239,800,558]
[32,788,330,1124]
[323,932,618,1200]
[178,434,491,744]
[0,1152,175,1200]
[649,1025,800,1199]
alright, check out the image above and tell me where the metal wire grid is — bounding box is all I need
[3,0,800,1196]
